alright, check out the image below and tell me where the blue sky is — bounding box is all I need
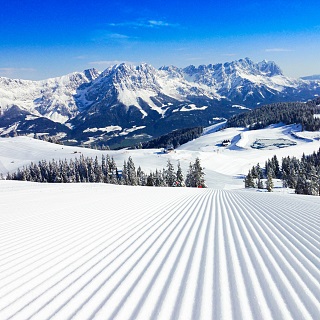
[1,0,319,80]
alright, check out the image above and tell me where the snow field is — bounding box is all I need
[0,181,319,320]
[3,122,320,190]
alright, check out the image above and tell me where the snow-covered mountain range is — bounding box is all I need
[1,58,320,146]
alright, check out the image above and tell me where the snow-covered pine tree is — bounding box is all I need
[185,162,194,187]
[244,170,255,188]
[192,157,206,188]
[185,158,206,188]
[121,160,128,185]
[101,155,108,182]
[251,165,258,179]
[154,169,162,187]
[257,177,264,189]
[110,157,118,185]
[146,172,154,186]
[176,162,185,187]
[266,170,274,192]
[165,160,177,187]
[137,166,146,186]
[295,175,307,194]
[106,154,113,181]
[94,156,103,183]
[127,156,138,186]
[87,157,96,183]
[271,155,281,178]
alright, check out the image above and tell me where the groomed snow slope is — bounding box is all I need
[0,181,319,320]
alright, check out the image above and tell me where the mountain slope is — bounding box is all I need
[0,182,319,319]
[183,58,315,105]
[2,120,320,190]
[1,58,320,146]
[0,69,100,123]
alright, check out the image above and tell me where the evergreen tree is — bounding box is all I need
[110,157,118,184]
[251,165,258,179]
[266,171,274,192]
[244,171,255,188]
[185,162,194,187]
[137,166,146,186]
[257,177,264,189]
[193,157,206,187]
[94,156,103,182]
[272,155,281,179]
[295,175,307,194]
[101,155,107,181]
[165,160,177,187]
[185,158,206,188]
[256,163,263,179]
[306,166,319,195]
[87,157,95,183]
[153,169,166,187]
[146,173,154,186]
[121,160,128,185]
[127,156,138,186]
[176,162,185,187]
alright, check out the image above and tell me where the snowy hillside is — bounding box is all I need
[1,123,320,188]
[0,182,319,319]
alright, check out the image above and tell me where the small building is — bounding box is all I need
[165,144,174,152]
[222,139,231,146]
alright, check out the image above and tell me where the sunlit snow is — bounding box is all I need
[0,124,320,320]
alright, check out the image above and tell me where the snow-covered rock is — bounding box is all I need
[0,69,100,123]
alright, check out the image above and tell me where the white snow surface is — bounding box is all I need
[83,126,122,133]
[0,124,320,319]
[232,104,250,110]
[0,182,319,320]
[180,104,208,112]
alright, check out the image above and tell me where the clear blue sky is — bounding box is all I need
[1,0,319,80]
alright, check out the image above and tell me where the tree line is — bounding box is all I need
[137,126,203,149]
[227,98,320,131]
[4,155,206,188]
[245,149,320,195]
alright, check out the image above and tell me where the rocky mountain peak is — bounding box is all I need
[258,60,283,76]
[83,68,100,81]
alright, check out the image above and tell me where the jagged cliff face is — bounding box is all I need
[0,58,319,146]
[0,69,100,123]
